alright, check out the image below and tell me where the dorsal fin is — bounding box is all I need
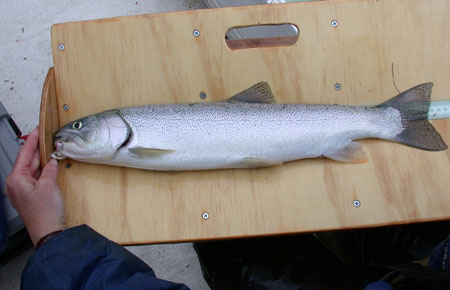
[227,82,276,104]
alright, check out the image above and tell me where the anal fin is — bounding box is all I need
[242,157,283,168]
[324,142,368,163]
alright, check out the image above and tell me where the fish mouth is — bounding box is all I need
[51,151,67,160]
[54,140,63,151]
[54,133,80,148]
[52,138,68,160]
[54,137,71,150]
[53,134,79,160]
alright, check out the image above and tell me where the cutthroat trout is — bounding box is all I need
[53,82,447,170]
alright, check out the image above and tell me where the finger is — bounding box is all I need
[13,127,39,172]
[30,147,41,175]
[33,168,42,180]
[38,159,59,185]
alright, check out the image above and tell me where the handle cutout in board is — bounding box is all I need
[225,24,299,50]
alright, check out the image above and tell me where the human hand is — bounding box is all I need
[6,127,65,246]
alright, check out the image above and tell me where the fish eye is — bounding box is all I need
[72,121,83,130]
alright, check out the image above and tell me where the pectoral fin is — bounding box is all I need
[242,157,283,168]
[325,142,368,163]
[129,147,175,158]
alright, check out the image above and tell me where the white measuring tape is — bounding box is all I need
[428,101,450,120]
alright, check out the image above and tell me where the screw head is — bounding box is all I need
[193,29,200,37]
[334,83,342,91]
[63,104,70,111]
[199,91,207,99]
[58,43,65,51]
[353,200,361,207]
[202,212,210,220]
[331,20,338,28]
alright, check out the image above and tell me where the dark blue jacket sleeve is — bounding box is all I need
[21,225,190,290]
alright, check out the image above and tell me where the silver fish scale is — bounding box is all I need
[112,103,403,170]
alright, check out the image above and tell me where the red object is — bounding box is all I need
[19,134,29,141]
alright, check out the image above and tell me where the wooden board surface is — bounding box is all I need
[47,0,450,244]
[39,68,59,167]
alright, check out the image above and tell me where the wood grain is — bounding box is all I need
[47,0,450,244]
[39,68,59,167]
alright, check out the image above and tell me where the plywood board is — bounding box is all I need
[39,68,59,167]
[47,0,450,244]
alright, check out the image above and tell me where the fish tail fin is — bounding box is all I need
[377,83,447,151]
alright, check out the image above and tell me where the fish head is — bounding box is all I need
[54,110,130,162]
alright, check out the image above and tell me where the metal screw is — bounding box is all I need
[58,43,65,51]
[199,91,207,99]
[63,104,70,111]
[202,212,210,220]
[65,162,72,169]
[193,29,200,37]
[353,200,361,207]
[331,20,338,28]
[334,83,341,91]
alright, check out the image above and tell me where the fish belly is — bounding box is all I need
[109,103,402,170]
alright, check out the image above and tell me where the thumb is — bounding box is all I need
[39,159,59,184]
